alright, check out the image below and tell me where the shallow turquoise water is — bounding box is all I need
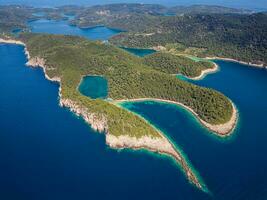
[79,76,108,99]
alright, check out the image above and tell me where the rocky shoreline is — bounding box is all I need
[206,56,266,69]
[0,38,204,190]
[106,134,203,189]
[114,98,238,137]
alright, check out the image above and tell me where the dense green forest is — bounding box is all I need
[143,52,214,77]
[1,3,265,67]
[0,5,33,34]
[70,4,253,30]
[20,34,233,134]
[109,12,267,66]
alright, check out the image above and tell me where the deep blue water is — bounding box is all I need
[28,19,122,41]
[124,61,267,199]
[0,44,208,200]
[79,76,108,99]
[1,16,267,200]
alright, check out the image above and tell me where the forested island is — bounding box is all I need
[0,32,236,190]
[2,2,266,192]
[1,4,266,67]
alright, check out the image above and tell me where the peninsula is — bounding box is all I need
[1,33,237,190]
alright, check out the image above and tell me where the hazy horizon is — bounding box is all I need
[0,0,266,11]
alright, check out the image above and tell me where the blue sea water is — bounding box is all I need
[0,44,208,200]
[79,76,108,99]
[1,18,267,200]
[28,19,156,55]
[28,19,122,41]
[124,61,267,199]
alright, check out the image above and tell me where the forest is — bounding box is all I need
[20,33,234,137]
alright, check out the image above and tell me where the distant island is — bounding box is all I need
[2,3,267,191]
[1,4,266,66]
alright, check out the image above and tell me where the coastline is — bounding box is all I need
[0,38,205,190]
[190,63,219,80]
[176,62,219,80]
[206,56,266,69]
[113,98,238,137]
[106,105,204,190]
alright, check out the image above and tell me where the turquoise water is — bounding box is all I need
[1,44,206,200]
[1,15,267,199]
[120,47,156,57]
[163,13,176,16]
[123,61,267,199]
[79,76,108,99]
[29,19,122,41]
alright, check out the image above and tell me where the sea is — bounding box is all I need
[0,16,267,200]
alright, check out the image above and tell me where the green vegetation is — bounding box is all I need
[109,12,267,66]
[143,52,214,77]
[1,3,265,66]
[71,4,253,30]
[0,5,34,35]
[20,33,233,138]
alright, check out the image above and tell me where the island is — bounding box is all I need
[0,32,238,190]
[5,3,265,192]
[68,4,265,67]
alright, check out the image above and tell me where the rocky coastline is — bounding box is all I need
[206,56,266,69]
[0,37,204,190]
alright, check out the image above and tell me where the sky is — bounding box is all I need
[0,0,266,10]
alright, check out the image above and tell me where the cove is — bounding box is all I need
[120,47,156,57]
[1,13,267,200]
[28,19,122,40]
[0,43,211,199]
[79,76,108,99]
[123,60,267,199]
[27,19,156,57]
